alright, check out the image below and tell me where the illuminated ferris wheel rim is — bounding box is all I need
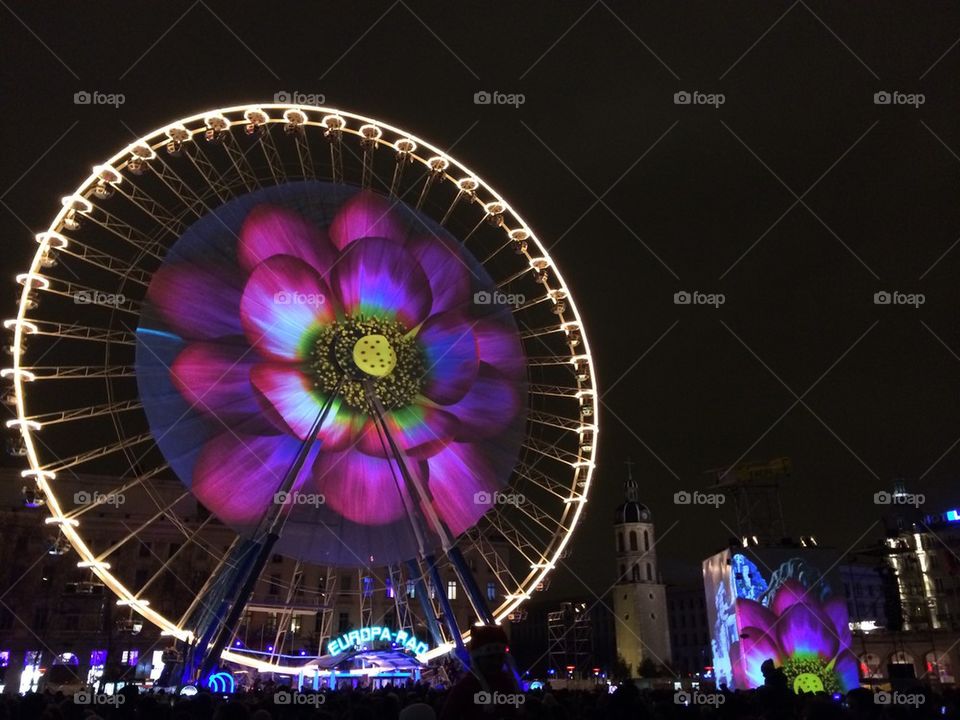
[7,103,599,671]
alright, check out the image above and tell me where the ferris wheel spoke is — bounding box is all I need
[20,364,136,381]
[461,528,521,593]
[177,142,232,205]
[51,238,152,286]
[253,124,286,186]
[63,464,170,520]
[217,131,260,193]
[95,490,193,562]
[511,294,554,314]
[72,202,167,263]
[134,514,214,598]
[522,436,583,467]
[527,408,596,436]
[39,432,152,472]
[481,510,547,568]
[24,397,143,426]
[111,180,186,238]
[9,320,136,345]
[515,461,582,502]
[18,277,141,315]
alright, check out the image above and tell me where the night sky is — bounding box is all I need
[3,2,960,601]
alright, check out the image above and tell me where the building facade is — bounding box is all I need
[666,585,710,678]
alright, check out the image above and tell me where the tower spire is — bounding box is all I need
[624,458,639,502]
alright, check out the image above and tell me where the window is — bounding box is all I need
[486,582,496,601]
[340,574,352,591]
[646,564,653,581]
[386,578,395,599]
[644,531,650,551]
[406,580,416,598]
[631,565,640,582]
[447,580,458,600]
[362,576,374,598]
[629,531,638,551]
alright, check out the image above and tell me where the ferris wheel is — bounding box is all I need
[4,104,598,680]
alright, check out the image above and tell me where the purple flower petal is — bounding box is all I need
[147,262,245,339]
[443,363,521,441]
[418,311,478,405]
[405,234,472,316]
[822,595,852,650]
[171,342,280,435]
[237,204,339,278]
[832,650,861,692]
[240,255,336,361]
[330,191,407,250]
[193,432,312,526]
[777,602,839,660]
[425,442,499,536]
[770,578,808,617]
[732,627,783,689]
[474,319,526,381]
[312,448,408,525]
[356,403,457,459]
[736,599,777,638]
[331,237,432,328]
[251,363,361,451]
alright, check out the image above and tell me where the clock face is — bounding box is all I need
[641,511,649,521]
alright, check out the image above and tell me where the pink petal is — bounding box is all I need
[193,432,313,526]
[311,449,408,525]
[732,627,783,689]
[147,262,245,340]
[770,578,809,617]
[443,363,522,440]
[418,311,479,405]
[776,602,839,660]
[736,599,776,638]
[474,319,526,381]
[405,234,472,315]
[331,237,432,328]
[170,342,279,434]
[425,442,500,536]
[822,595,852,650]
[237,204,338,278]
[251,364,361,451]
[356,403,457,459]
[329,191,407,250]
[240,255,336,361]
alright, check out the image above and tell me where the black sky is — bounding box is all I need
[2,1,960,599]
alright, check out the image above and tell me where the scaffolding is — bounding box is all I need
[547,602,593,678]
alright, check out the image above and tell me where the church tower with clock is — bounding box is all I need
[612,463,671,675]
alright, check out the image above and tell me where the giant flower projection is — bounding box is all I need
[731,578,859,694]
[136,181,527,566]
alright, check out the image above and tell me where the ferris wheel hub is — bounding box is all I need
[352,334,397,377]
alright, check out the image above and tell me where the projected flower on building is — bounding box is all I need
[731,578,860,693]
[136,184,526,565]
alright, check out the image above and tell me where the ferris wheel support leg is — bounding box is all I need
[405,559,446,650]
[446,546,495,625]
[423,554,469,664]
[196,379,343,682]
